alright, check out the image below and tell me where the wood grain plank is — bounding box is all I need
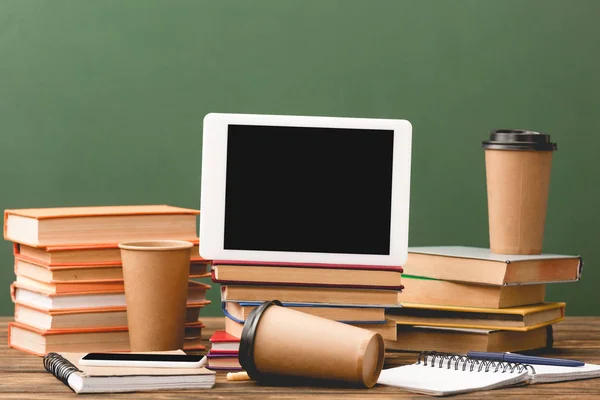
[0,316,599,398]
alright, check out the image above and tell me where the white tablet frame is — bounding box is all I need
[199,113,412,266]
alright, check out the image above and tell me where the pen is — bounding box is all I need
[467,351,585,367]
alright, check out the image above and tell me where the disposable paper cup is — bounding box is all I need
[119,240,193,351]
[239,300,385,388]
[483,129,557,254]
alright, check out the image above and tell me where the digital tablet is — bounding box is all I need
[199,113,412,266]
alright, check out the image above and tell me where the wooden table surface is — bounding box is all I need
[1,316,599,399]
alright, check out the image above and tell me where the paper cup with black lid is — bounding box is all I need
[239,300,385,388]
[482,129,557,254]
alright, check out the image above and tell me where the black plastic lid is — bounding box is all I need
[482,129,557,151]
[238,299,282,381]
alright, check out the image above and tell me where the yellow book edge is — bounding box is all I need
[392,316,565,332]
[399,301,566,315]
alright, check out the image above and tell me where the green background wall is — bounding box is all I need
[1,0,598,317]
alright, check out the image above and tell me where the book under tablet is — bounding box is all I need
[211,261,403,289]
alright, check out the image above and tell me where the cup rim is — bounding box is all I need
[238,300,283,380]
[118,240,194,251]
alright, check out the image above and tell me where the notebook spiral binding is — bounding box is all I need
[417,351,537,374]
[43,352,83,388]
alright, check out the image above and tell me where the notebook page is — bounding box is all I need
[377,364,530,396]
[530,363,600,383]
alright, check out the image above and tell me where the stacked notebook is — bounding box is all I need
[206,330,242,371]
[4,205,212,355]
[43,350,215,393]
[213,260,402,342]
[386,246,583,353]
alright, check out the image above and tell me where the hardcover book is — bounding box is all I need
[14,303,203,331]
[14,255,209,283]
[206,352,242,371]
[225,301,387,324]
[11,280,210,311]
[404,246,582,285]
[385,325,553,353]
[399,276,545,308]
[4,205,199,247]
[9,321,206,356]
[14,239,207,265]
[209,330,240,354]
[386,302,565,331]
[222,285,399,306]
[212,263,402,290]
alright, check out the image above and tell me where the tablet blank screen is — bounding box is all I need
[224,124,394,256]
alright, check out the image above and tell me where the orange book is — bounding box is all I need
[13,239,208,265]
[8,321,206,356]
[15,275,125,295]
[385,325,553,353]
[11,280,211,311]
[14,302,204,330]
[14,255,210,283]
[4,205,199,247]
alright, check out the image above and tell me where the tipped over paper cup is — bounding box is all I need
[482,129,557,254]
[119,240,193,351]
[239,300,385,388]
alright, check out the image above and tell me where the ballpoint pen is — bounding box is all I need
[467,351,585,367]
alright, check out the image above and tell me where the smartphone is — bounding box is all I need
[79,353,206,368]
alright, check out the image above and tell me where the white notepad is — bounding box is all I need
[377,352,600,396]
[529,363,600,384]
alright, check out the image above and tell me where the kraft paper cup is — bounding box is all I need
[483,129,557,254]
[119,240,193,351]
[239,300,385,388]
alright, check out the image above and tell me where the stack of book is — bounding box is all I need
[3,205,212,355]
[212,261,402,343]
[206,330,242,371]
[385,246,582,353]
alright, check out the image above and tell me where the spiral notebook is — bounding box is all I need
[43,351,215,394]
[377,351,600,396]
